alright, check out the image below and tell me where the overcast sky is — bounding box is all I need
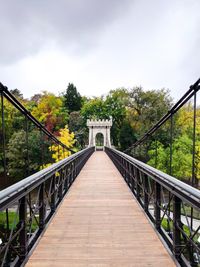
[0,0,199,100]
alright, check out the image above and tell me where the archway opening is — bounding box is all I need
[95,133,104,150]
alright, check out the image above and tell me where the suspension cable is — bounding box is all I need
[0,82,74,153]
[123,78,200,153]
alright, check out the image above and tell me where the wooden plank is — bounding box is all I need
[26,152,176,267]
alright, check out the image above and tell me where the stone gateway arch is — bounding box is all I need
[87,117,112,149]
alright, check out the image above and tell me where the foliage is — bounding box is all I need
[105,90,127,146]
[127,87,173,136]
[42,126,76,170]
[119,121,137,151]
[69,111,83,133]
[0,211,38,231]
[51,126,75,162]
[1,81,200,188]
[81,89,127,146]
[148,134,200,182]
[81,97,106,120]
[7,130,51,180]
[10,89,24,100]
[127,90,200,184]
[0,98,25,140]
[176,103,200,138]
[0,211,19,231]
[96,133,104,146]
[64,83,82,113]
[31,92,68,133]
[6,130,28,179]
[68,111,87,148]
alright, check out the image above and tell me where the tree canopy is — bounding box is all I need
[1,82,199,189]
[64,83,82,113]
[31,92,68,133]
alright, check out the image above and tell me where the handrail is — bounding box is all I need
[105,146,200,267]
[0,147,91,210]
[107,147,200,209]
[0,146,94,266]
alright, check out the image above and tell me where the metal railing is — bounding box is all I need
[106,146,200,267]
[0,146,94,266]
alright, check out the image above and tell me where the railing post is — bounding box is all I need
[127,162,131,188]
[66,166,70,189]
[173,195,181,260]
[68,163,72,185]
[73,161,76,182]
[135,168,140,200]
[122,158,125,178]
[77,157,81,175]
[69,163,72,185]
[120,156,123,176]
[130,164,135,192]
[124,160,127,182]
[124,160,127,183]
[1,91,7,184]
[154,182,161,231]
[39,183,46,231]
[58,171,64,201]
[74,158,77,178]
[51,175,56,213]
[144,174,149,212]
[19,196,27,262]
[63,168,68,191]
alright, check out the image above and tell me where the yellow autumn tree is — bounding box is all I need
[41,126,76,169]
[50,126,76,162]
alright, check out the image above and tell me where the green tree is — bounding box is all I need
[64,83,82,113]
[81,97,106,121]
[81,89,128,123]
[41,126,76,170]
[0,98,25,142]
[10,89,23,100]
[31,92,68,133]
[127,87,173,136]
[104,90,127,146]
[81,92,126,147]
[147,135,200,185]
[7,130,52,180]
[119,121,137,151]
[68,111,87,148]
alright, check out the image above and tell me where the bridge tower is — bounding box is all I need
[87,117,112,149]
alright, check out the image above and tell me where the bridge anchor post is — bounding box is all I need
[144,174,149,212]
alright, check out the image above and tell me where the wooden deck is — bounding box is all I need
[26,152,176,267]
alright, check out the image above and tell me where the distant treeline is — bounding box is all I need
[0,83,199,186]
